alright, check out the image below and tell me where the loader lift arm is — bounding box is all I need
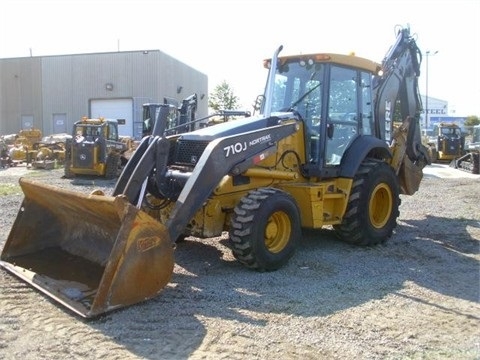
[114,114,299,242]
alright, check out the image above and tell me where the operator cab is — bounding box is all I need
[263,54,378,178]
[439,126,462,138]
[73,120,118,143]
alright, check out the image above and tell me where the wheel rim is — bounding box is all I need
[369,183,393,229]
[264,211,291,253]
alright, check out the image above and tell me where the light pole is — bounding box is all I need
[425,50,438,129]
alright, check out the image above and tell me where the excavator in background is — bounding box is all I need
[142,93,198,137]
[451,124,480,174]
[0,25,430,318]
[142,93,251,137]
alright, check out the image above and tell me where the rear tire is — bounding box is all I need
[334,159,400,245]
[230,187,301,271]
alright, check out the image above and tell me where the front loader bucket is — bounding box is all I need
[0,178,174,318]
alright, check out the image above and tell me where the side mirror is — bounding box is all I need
[253,95,264,115]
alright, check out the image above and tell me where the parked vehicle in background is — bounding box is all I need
[423,123,465,162]
[451,124,480,174]
[64,117,132,179]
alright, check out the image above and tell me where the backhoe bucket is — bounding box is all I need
[0,178,174,318]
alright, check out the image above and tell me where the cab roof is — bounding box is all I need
[265,53,381,74]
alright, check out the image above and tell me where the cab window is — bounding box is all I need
[325,66,359,166]
[108,123,117,140]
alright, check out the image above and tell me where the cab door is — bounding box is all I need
[324,66,359,166]
[323,66,374,168]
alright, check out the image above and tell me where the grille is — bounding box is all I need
[171,140,210,165]
[73,145,94,168]
[444,139,461,155]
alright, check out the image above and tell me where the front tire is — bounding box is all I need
[334,159,400,245]
[430,147,438,163]
[63,157,75,178]
[63,142,75,178]
[105,153,120,179]
[230,188,301,271]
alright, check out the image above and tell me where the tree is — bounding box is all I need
[464,115,480,136]
[208,81,240,111]
[464,115,480,127]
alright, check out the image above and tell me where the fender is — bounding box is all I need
[339,135,392,178]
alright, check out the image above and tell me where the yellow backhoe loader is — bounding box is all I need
[0,25,430,318]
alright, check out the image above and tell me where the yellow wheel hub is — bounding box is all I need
[264,211,291,253]
[369,183,393,229]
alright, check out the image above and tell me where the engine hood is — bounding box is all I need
[177,112,295,141]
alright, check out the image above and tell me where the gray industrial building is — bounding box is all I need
[0,50,208,139]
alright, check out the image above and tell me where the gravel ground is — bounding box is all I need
[0,164,479,360]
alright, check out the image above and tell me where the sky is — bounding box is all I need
[1,0,479,116]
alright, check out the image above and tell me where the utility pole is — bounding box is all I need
[425,50,438,129]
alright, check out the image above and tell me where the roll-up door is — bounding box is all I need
[90,98,133,137]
